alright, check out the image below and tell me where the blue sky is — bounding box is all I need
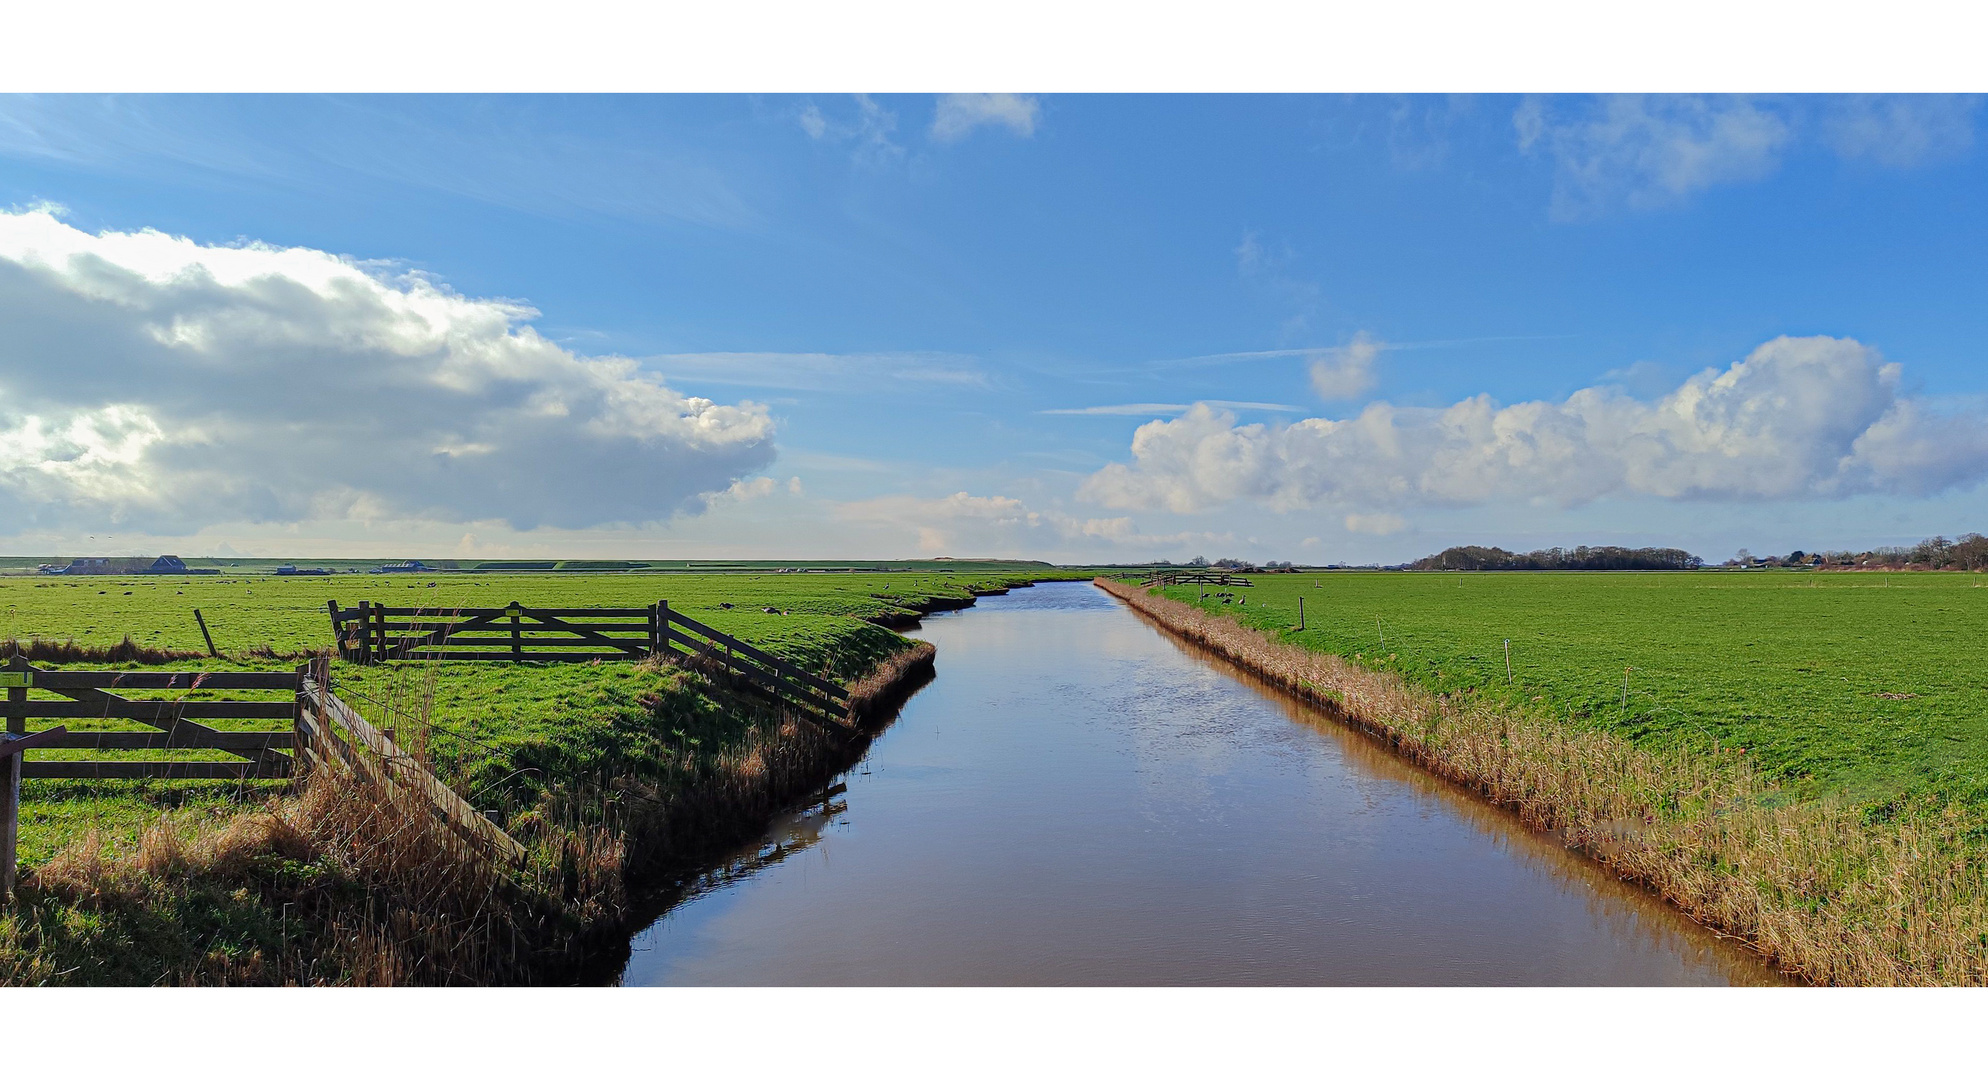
[2,93,1985,563]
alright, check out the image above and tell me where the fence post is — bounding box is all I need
[193,608,219,658]
[292,661,312,775]
[5,654,26,736]
[509,602,523,663]
[657,600,674,659]
[373,603,389,663]
[1,745,17,901]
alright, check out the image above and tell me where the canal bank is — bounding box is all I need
[620,580,1777,985]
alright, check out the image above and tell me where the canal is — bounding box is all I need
[619,580,1779,985]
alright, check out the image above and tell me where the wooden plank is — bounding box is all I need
[21,760,290,779]
[398,635,651,648]
[0,726,69,757]
[665,612,849,701]
[11,701,298,720]
[43,678,294,771]
[300,679,526,865]
[30,671,300,691]
[26,730,292,751]
[363,606,653,619]
[666,630,843,716]
[399,651,638,662]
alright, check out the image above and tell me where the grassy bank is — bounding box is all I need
[0,571,980,984]
[1100,576,1988,986]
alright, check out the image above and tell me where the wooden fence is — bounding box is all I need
[293,657,525,866]
[1140,570,1254,588]
[1,654,297,779]
[328,600,852,723]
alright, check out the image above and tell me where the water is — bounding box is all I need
[619,581,1779,985]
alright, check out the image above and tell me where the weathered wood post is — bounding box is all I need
[3,654,26,737]
[1298,596,1305,631]
[193,608,219,658]
[1,725,66,901]
[508,602,523,663]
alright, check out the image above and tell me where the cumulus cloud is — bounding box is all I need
[1079,336,1988,514]
[1309,333,1383,400]
[0,208,776,535]
[931,94,1040,141]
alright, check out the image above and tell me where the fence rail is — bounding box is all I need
[294,657,526,866]
[328,600,853,725]
[2,655,298,779]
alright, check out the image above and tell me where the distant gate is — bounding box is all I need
[328,601,852,723]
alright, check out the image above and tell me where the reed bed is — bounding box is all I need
[2,641,937,985]
[1096,577,1988,985]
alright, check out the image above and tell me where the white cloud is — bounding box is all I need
[0,208,776,535]
[1079,336,1988,514]
[1344,512,1406,535]
[701,475,782,509]
[831,489,1232,556]
[1516,95,1791,219]
[931,94,1040,142]
[1515,95,1983,219]
[796,95,902,164]
[1309,333,1383,400]
[1824,95,1979,168]
[1039,401,1301,417]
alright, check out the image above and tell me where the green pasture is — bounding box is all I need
[0,569,1061,658]
[1159,571,1988,805]
[1,569,1059,864]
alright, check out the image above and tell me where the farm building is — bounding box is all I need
[57,555,196,575]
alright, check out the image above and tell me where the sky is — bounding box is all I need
[2,93,1986,565]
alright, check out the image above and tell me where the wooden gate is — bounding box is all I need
[329,600,658,664]
[1,655,297,779]
[327,600,853,724]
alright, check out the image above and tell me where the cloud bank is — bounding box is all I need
[1080,336,1988,514]
[0,208,776,535]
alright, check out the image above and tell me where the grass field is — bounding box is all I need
[1,567,1067,866]
[0,568,1076,662]
[1158,570,1988,807]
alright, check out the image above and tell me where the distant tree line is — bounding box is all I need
[1409,545,1704,571]
[1805,533,1988,571]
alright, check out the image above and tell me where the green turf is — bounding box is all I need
[1157,570,1988,806]
[0,569,1069,655]
[1,569,1065,863]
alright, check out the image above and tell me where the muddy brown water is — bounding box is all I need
[618,581,1783,985]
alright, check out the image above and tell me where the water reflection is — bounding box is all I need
[620,581,1781,986]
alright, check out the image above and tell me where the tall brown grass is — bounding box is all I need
[1096,577,1988,986]
[3,639,941,984]
[12,761,607,985]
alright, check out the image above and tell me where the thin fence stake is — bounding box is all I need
[193,608,219,658]
[1504,639,1512,682]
